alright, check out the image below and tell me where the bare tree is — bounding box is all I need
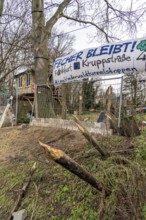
[48,28,75,74]
[1,0,146,115]
[123,73,142,106]
[49,28,75,62]
[0,0,33,85]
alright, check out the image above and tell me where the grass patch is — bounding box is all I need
[0,157,99,219]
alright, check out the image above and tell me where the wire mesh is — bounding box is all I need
[36,77,123,122]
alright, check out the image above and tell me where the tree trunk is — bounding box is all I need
[0,0,4,16]
[32,0,55,118]
[32,0,48,84]
[32,0,75,117]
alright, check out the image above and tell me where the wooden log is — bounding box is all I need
[106,112,119,134]
[106,111,140,137]
[106,86,113,130]
[73,115,110,158]
[39,141,110,196]
[7,163,36,220]
[121,116,140,137]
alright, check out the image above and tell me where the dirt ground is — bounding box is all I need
[0,125,87,163]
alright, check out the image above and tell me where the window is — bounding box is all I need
[18,76,22,87]
[26,73,30,87]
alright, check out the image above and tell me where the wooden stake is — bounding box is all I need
[7,163,36,220]
[39,141,110,196]
[73,115,110,158]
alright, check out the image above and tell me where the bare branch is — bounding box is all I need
[62,13,111,42]
[46,0,72,33]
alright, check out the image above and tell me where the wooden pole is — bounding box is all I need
[79,95,83,119]
[15,87,18,125]
[61,84,67,119]
[34,84,38,118]
[106,86,112,132]
[39,141,110,196]
[73,115,110,158]
[118,76,123,129]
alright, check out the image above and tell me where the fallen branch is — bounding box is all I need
[46,131,70,144]
[7,162,36,220]
[73,115,110,158]
[111,149,134,154]
[106,112,140,137]
[39,141,110,196]
[106,112,118,133]
[109,156,131,165]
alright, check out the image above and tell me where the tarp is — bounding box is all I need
[97,112,106,123]
[53,37,146,84]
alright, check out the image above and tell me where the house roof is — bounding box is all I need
[15,68,35,77]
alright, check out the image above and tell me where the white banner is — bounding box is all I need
[53,38,146,84]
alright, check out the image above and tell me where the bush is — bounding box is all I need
[17,116,30,124]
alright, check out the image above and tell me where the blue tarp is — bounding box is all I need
[97,112,106,123]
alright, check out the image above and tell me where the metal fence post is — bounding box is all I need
[15,86,18,124]
[118,76,123,128]
[34,84,38,118]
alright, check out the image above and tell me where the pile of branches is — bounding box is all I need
[39,116,146,220]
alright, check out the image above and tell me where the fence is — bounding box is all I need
[0,93,9,106]
[1,75,146,130]
[32,77,123,126]
[0,76,124,127]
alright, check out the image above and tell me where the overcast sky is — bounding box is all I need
[56,20,146,52]
[55,0,146,52]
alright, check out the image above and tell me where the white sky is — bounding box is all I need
[55,0,146,52]
[57,21,146,52]
[73,26,146,51]
[70,26,100,51]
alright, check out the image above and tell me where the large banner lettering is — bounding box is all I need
[53,38,146,84]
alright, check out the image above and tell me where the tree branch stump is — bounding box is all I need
[39,141,110,196]
[73,115,110,158]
